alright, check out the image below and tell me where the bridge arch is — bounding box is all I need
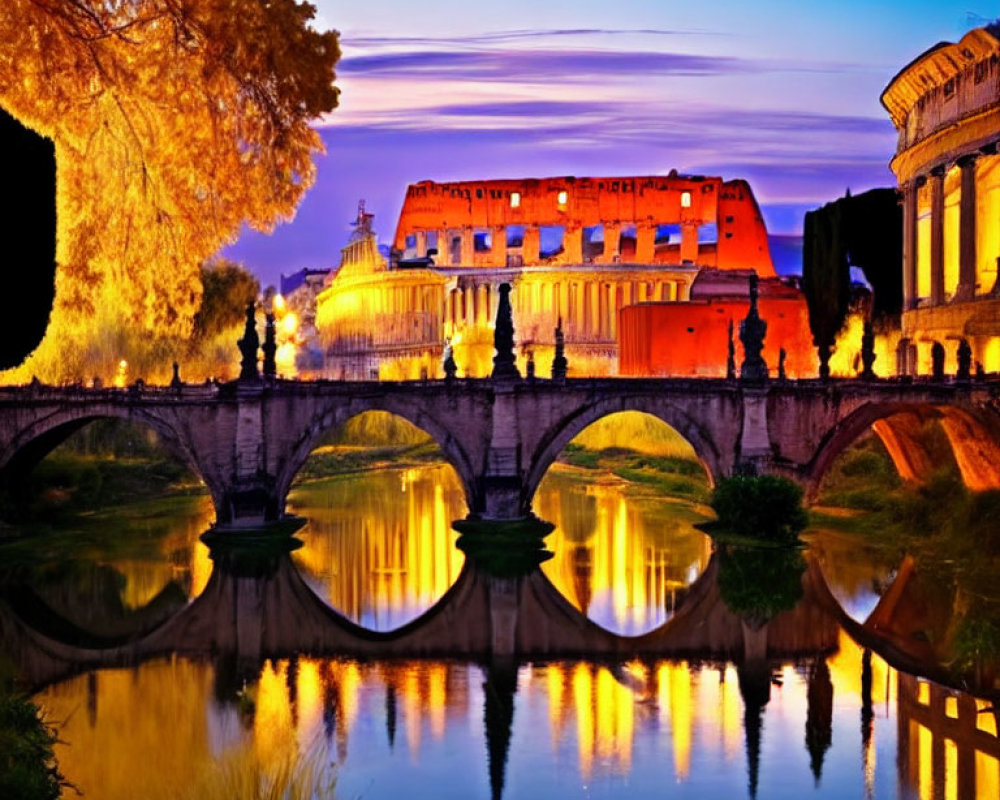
[804,400,1000,501]
[274,396,479,513]
[0,406,212,503]
[523,396,723,509]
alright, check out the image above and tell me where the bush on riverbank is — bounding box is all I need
[3,453,199,522]
[709,475,808,544]
[0,688,65,800]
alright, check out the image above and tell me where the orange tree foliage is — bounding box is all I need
[0,0,339,381]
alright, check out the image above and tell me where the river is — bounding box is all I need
[1,460,998,799]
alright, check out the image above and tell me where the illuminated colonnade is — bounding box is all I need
[884,24,1000,374]
[314,173,774,379]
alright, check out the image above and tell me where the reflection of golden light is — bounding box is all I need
[296,659,323,751]
[918,722,932,800]
[944,737,957,800]
[945,696,958,718]
[114,358,128,388]
[977,751,1000,799]
[976,699,998,735]
[428,663,447,740]
[290,464,467,630]
[547,664,568,750]
[535,410,711,633]
[191,540,213,598]
[255,660,295,769]
[918,681,930,705]
[35,662,215,799]
[827,629,892,705]
[573,664,595,779]
[658,662,692,780]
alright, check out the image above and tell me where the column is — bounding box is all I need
[522,226,540,264]
[415,231,427,258]
[460,229,475,266]
[598,223,621,264]
[680,222,699,263]
[956,154,978,301]
[598,283,609,339]
[563,225,583,263]
[491,225,507,267]
[636,223,656,263]
[930,166,945,306]
[902,182,918,310]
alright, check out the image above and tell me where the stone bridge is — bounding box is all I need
[2,376,1000,526]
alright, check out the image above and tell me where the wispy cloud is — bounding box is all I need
[339,49,750,80]
[345,28,730,47]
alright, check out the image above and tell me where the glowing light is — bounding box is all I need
[273,293,287,313]
[114,359,128,388]
[289,461,467,631]
[681,191,692,208]
[557,190,568,205]
[977,751,1000,799]
[281,311,298,336]
[511,192,521,208]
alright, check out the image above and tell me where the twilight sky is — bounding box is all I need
[225,0,998,288]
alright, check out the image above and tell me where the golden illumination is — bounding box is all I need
[977,751,1000,799]
[289,464,467,629]
[0,2,338,384]
[943,166,961,298]
[535,466,711,634]
[114,358,128,388]
[976,155,1000,294]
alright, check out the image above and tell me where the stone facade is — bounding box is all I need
[316,174,776,380]
[882,23,1000,375]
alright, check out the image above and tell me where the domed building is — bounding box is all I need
[882,21,1000,374]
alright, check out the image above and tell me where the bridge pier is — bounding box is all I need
[480,383,530,519]
[217,383,284,528]
[736,387,773,475]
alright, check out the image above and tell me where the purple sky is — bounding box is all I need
[224,1,997,288]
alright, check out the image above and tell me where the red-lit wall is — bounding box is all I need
[619,296,817,378]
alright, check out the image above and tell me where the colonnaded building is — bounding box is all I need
[315,174,814,379]
[883,21,1000,375]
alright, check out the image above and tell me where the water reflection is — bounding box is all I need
[3,463,1000,799]
[534,467,712,634]
[287,465,467,631]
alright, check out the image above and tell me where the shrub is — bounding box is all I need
[710,475,808,543]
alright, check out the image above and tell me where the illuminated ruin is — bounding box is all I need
[317,175,787,379]
[882,22,1000,375]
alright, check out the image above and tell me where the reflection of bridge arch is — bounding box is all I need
[0,406,213,504]
[523,397,721,508]
[804,400,1000,501]
[273,396,479,514]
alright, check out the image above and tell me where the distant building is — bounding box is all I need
[278,267,331,377]
[317,175,789,379]
[882,21,1000,374]
[619,270,815,378]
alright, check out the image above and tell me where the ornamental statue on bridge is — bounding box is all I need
[739,273,768,382]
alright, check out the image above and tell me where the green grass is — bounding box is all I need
[293,441,445,483]
[556,443,710,503]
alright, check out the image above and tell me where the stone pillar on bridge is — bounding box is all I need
[482,383,526,518]
[219,382,281,527]
[738,387,772,474]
